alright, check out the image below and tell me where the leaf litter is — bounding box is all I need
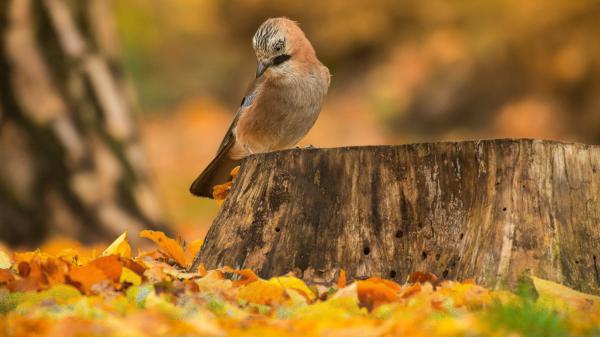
[0,231,598,337]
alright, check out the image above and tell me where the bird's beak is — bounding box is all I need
[256,61,269,78]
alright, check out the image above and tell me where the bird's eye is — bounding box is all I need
[275,46,282,52]
[272,54,291,66]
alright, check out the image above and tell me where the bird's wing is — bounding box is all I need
[189,77,263,198]
[215,80,261,154]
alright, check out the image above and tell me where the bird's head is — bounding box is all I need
[252,17,315,78]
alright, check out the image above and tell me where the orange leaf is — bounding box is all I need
[337,270,346,289]
[212,181,233,204]
[139,230,187,267]
[212,166,240,204]
[40,258,70,287]
[400,283,422,299]
[184,240,202,267]
[67,265,108,294]
[89,255,123,283]
[230,166,240,179]
[196,263,207,276]
[357,278,401,311]
[408,271,439,285]
[222,266,258,287]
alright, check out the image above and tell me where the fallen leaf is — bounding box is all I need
[357,278,401,311]
[212,166,240,204]
[89,255,123,283]
[120,267,142,286]
[0,269,14,284]
[102,232,131,259]
[269,276,316,302]
[222,267,258,287]
[531,276,600,310]
[238,279,287,306]
[337,270,346,289]
[212,181,233,205]
[140,230,187,267]
[184,240,202,267]
[408,271,438,285]
[0,251,11,269]
[66,264,107,294]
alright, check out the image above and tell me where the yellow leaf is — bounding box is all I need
[139,230,187,267]
[0,250,11,269]
[268,276,316,302]
[184,240,202,267]
[102,232,131,259]
[238,279,286,305]
[120,267,142,286]
[531,276,600,310]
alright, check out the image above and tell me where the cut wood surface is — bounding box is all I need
[192,139,600,294]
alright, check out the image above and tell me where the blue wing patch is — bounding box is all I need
[240,93,256,107]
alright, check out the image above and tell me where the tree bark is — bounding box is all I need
[193,139,600,294]
[0,0,168,246]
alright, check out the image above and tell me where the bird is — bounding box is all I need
[190,17,330,198]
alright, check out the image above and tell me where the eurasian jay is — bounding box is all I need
[190,17,330,198]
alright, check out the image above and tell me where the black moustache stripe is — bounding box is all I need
[273,54,291,65]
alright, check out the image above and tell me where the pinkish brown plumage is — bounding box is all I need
[190,18,330,198]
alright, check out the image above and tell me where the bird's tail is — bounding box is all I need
[190,148,241,198]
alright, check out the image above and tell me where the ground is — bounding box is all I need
[1,231,599,337]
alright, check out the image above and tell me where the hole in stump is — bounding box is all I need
[442,269,449,278]
[459,233,464,240]
[395,230,403,239]
[503,207,507,212]
[421,251,428,260]
[575,260,579,264]
[389,270,397,278]
[275,227,281,232]
[435,253,441,261]
[363,246,371,255]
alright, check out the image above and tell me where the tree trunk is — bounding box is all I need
[193,139,600,294]
[0,0,168,246]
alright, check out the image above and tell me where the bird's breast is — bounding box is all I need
[235,69,328,154]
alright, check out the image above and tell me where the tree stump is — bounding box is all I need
[192,139,600,294]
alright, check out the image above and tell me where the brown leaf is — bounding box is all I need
[408,271,439,285]
[122,258,146,276]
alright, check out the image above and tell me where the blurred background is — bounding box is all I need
[1,0,600,247]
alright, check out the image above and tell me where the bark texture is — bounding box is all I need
[0,0,168,246]
[194,139,600,294]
